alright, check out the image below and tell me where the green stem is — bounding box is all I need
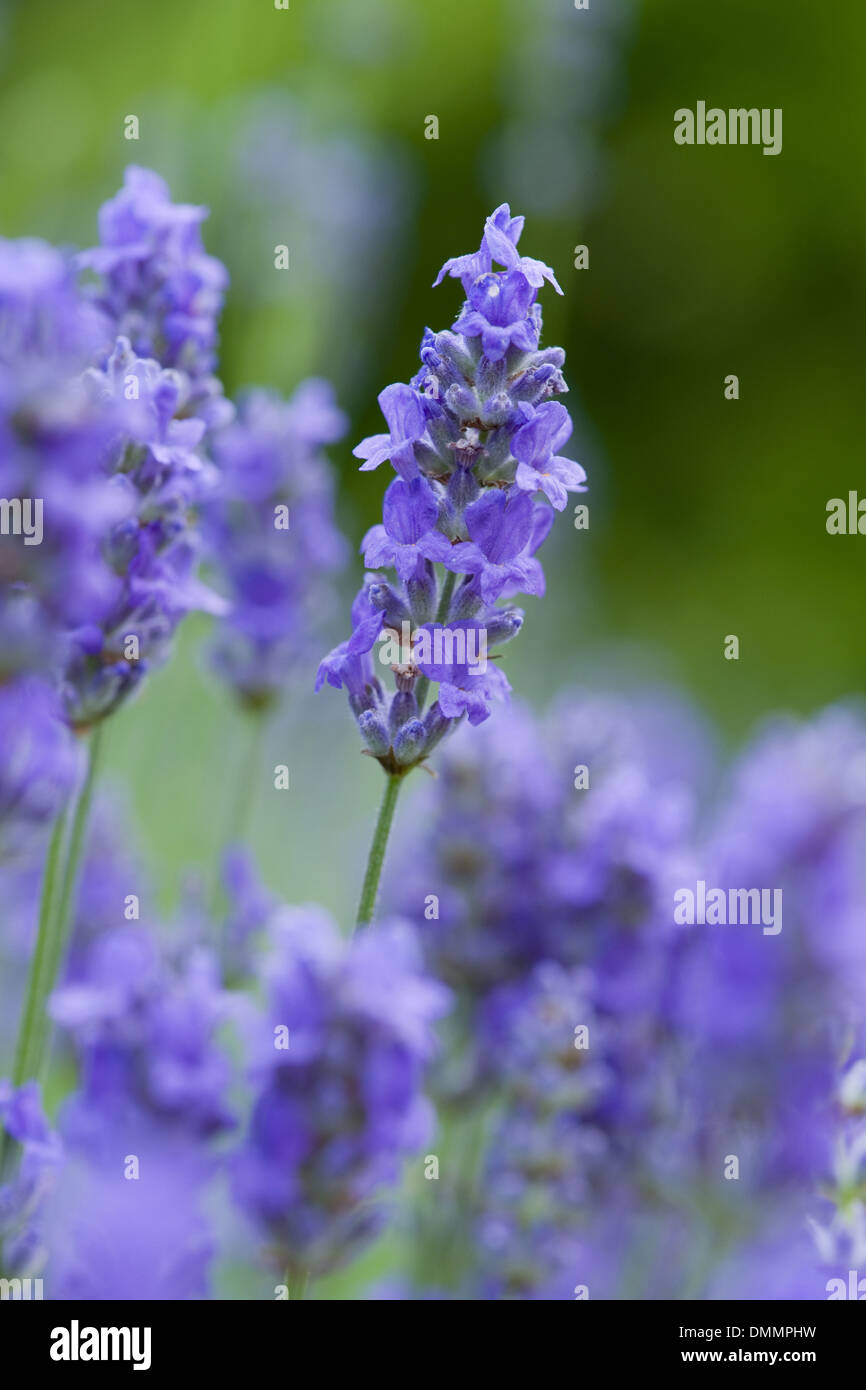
[0,726,103,1181]
[414,568,458,715]
[286,1268,309,1300]
[210,709,267,920]
[0,804,70,1182]
[227,709,267,847]
[35,724,104,1080]
[355,772,403,931]
[9,808,69,1091]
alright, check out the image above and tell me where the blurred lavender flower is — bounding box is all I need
[472,962,611,1299]
[78,165,230,423]
[0,236,107,363]
[61,335,226,727]
[217,843,279,982]
[0,1080,63,1277]
[389,691,704,1297]
[45,1139,217,1301]
[204,382,348,709]
[392,692,696,1038]
[317,207,585,772]
[233,908,448,1278]
[675,706,866,1196]
[0,239,125,672]
[50,924,235,1139]
[40,919,234,1299]
[0,678,80,855]
[1,172,230,730]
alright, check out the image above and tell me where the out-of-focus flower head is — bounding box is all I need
[233,907,449,1277]
[60,335,226,728]
[0,1080,63,1276]
[0,678,80,856]
[675,706,866,1195]
[205,382,348,709]
[78,166,229,410]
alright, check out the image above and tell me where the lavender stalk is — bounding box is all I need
[317,205,586,926]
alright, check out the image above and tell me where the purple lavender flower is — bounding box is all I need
[0,239,126,672]
[204,382,348,708]
[36,917,234,1299]
[319,207,585,773]
[50,924,235,1139]
[233,908,449,1278]
[387,692,704,1296]
[0,1080,63,1277]
[216,843,279,983]
[432,203,562,296]
[392,692,696,1012]
[0,678,80,855]
[45,1136,217,1300]
[78,166,229,405]
[0,237,107,363]
[60,336,227,727]
[675,706,866,1195]
[1,200,225,729]
[470,962,659,1301]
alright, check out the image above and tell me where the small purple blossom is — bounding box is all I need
[353,382,426,479]
[512,400,586,510]
[432,203,561,296]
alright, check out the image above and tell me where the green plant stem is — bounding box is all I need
[9,809,68,1091]
[414,568,457,715]
[37,724,104,1079]
[0,725,103,1182]
[355,772,403,931]
[210,709,267,920]
[286,1268,309,1300]
[0,804,69,1183]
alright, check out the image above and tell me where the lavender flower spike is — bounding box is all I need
[319,208,585,777]
[233,908,449,1280]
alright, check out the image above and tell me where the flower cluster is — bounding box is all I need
[204,382,348,709]
[0,169,233,738]
[386,691,708,1295]
[233,908,449,1278]
[390,692,697,1101]
[317,206,586,771]
[394,693,866,1298]
[62,337,227,727]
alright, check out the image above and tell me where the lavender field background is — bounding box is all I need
[1,0,866,1302]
